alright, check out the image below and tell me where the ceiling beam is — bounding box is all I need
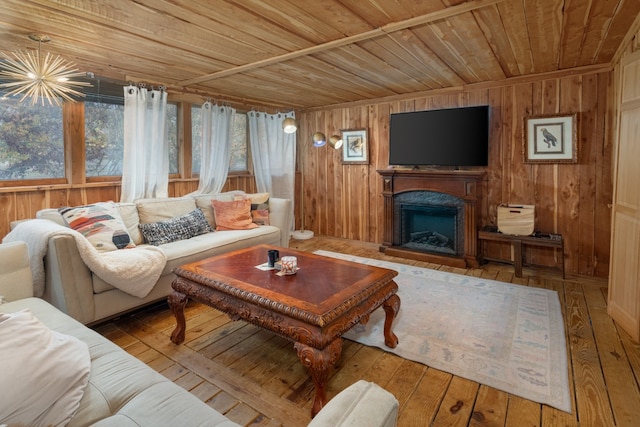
[174,0,507,87]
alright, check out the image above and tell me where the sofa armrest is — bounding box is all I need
[0,241,34,302]
[268,197,292,248]
[43,234,96,324]
[309,381,399,427]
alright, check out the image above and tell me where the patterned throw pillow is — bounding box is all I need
[211,198,259,231]
[234,192,270,225]
[138,208,213,246]
[59,202,136,252]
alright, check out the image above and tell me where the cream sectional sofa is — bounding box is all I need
[33,191,292,325]
[0,241,401,427]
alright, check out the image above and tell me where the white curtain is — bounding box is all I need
[120,85,168,202]
[248,111,296,230]
[195,102,236,194]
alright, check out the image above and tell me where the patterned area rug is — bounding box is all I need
[314,250,571,413]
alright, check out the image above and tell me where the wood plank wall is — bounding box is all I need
[0,69,613,278]
[297,69,614,277]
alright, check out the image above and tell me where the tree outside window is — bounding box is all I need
[230,113,248,172]
[86,101,178,177]
[191,105,248,174]
[167,103,178,175]
[192,105,202,174]
[1,84,185,184]
[0,94,64,180]
[85,101,124,176]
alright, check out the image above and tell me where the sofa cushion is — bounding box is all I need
[91,225,282,295]
[0,308,91,427]
[136,197,197,224]
[59,202,136,252]
[115,202,143,245]
[212,198,259,231]
[139,208,213,246]
[159,226,281,275]
[36,208,67,226]
[86,382,239,427]
[193,191,245,229]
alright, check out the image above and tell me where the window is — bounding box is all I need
[85,100,178,177]
[0,94,65,180]
[85,101,124,177]
[191,105,248,175]
[191,105,202,174]
[230,113,248,172]
[167,103,178,175]
[1,76,190,186]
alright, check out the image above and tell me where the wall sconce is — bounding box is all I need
[312,132,326,147]
[329,135,343,149]
[313,132,343,149]
[282,117,297,134]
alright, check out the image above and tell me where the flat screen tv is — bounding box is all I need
[389,106,489,167]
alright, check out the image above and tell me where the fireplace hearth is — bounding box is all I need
[378,169,486,268]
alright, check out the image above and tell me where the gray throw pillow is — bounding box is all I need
[139,208,213,246]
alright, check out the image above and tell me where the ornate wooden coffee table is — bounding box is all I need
[168,244,400,417]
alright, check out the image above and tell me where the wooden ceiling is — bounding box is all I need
[1,0,639,110]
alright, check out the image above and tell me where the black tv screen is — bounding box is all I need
[389,106,489,167]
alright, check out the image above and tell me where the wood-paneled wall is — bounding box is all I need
[0,69,613,278]
[0,175,257,239]
[297,69,614,277]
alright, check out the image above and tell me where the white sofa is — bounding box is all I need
[0,241,400,427]
[26,191,292,325]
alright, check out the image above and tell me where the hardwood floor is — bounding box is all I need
[95,236,640,426]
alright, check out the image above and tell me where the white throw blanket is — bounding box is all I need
[3,219,167,299]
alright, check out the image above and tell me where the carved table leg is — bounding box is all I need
[294,339,343,417]
[383,293,401,348]
[168,291,189,344]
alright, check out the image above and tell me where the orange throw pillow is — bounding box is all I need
[211,199,259,231]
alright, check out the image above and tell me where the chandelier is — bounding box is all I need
[0,34,91,106]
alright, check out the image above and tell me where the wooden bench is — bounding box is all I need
[478,229,565,278]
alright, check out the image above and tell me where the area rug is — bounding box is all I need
[314,250,572,413]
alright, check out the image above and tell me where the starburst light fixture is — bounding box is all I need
[0,34,91,106]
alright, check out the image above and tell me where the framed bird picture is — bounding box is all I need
[341,129,369,164]
[524,113,577,163]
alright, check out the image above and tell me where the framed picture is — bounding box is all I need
[341,129,368,164]
[524,113,577,163]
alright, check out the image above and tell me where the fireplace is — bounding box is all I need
[395,192,464,256]
[378,169,486,268]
